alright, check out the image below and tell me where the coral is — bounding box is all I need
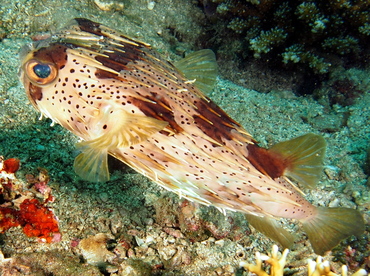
[296,2,328,33]
[359,23,370,35]
[332,231,370,272]
[240,245,369,276]
[199,0,370,76]
[240,245,289,276]
[282,44,331,73]
[307,257,368,276]
[322,36,359,55]
[250,27,287,58]
[0,156,61,243]
[0,157,20,174]
[19,199,61,243]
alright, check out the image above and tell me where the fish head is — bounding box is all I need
[19,20,125,140]
[19,19,169,145]
[19,39,60,111]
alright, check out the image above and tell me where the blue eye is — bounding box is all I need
[25,59,58,85]
[33,63,51,78]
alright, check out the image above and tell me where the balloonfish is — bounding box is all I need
[19,18,364,254]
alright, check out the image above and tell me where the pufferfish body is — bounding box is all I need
[20,18,364,254]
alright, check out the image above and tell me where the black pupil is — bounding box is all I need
[33,63,51,79]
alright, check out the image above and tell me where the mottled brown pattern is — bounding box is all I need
[74,18,102,36]
[28,83,43,104]
[95,46,142,73]
[75,17,150,74]
[32,44,68,70]
[95,68,120,79]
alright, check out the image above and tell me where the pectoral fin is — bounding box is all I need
[88,113,169,150]
[74,144,109,182]
[74,111,168,182]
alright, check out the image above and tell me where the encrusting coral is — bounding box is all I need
[240,245,369,276]
[0,156,61,243]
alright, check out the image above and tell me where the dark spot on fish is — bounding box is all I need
[246,144,287,179]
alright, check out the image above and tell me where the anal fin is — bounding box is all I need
[245,214,297,249]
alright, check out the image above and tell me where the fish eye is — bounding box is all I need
[34,63,51,78]
[24,59,58,85]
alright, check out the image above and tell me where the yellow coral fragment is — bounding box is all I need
[240,245,369,276]
[307,256,368,276]
[240,245,289,276]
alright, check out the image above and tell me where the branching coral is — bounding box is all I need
[240,245,289,276]
[240,245,369,276]
[250,27,288,58]
[199,0,370,75]
[307,256,368,276]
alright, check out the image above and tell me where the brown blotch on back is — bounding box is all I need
[95,43,152,73]
[74,18,151,73]
[95,68,121,80]
[246,144,287,179]
[130,94,183,134]
[193,98,241,145]
[74,18,102,36]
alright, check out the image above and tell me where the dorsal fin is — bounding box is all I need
[269,133,326,188]
[174,49,218,94]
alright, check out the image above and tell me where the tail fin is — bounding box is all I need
[301,207,365,255]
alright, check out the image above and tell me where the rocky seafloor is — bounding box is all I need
[0,0,369,275]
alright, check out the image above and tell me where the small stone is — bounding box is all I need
[147,1,155,10]
[79,233,115,267]
[99,192,109,203]
[94,0,124,11]
[308,114,344,132]
[328,198,340,207]
[215,239,225,246]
